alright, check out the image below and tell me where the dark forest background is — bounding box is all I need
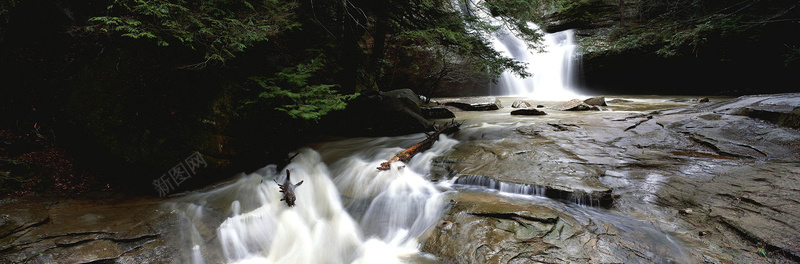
[1,0,798,196]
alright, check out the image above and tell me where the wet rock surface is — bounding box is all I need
[549,98,597,111]
[511,100,532,108]
[436,123,614,206]
[428,93,800,263]
[441,97,503,111]
[510,108,547,116]
[583,96,607,106]
[422,192,587,263]
[3,93,800,263]
[0,196,176,264]
[422,192,697,263]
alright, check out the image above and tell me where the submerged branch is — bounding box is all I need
[377,120,460,170]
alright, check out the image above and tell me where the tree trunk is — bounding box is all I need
[377,121,460,170]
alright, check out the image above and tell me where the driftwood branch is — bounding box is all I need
[377,120,461,170]
[275,169,303,207]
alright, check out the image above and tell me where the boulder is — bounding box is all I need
[0,197,175,264]
[321,89,433,136]
[421,107,456,119]
[510,109,547,116]
[442,97,503,111]
[431,124,614,207]
[703,93,800,129]
[382,89,422,113]
[583,96,607,106]
[670,97,710,103]
[550,99,597,111]
[511,100,532,108]
[607,98,633,103]
[422,192,588,263]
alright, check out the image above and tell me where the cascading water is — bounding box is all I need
[168,134,459,264]
[455,0,583,99]
[489,26,583,100]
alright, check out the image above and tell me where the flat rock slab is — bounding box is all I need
[441,97,503,111]
[422,192,588,263]
[0,197,176,264]
[422,192,692,263]
[583,96,607,106]
[706,93,800,129]
[550,99,598,111]
[511,100,532,108]
[656,163,800,260]
[435,124,613,206]
[510,109,547,115]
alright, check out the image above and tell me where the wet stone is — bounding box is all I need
[441,97,503,111]
[510,109,547,116]
[550,99,597,111]
[511,100,532,108]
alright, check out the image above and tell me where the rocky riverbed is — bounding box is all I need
[2,93,799,263]
[426,93,800,263]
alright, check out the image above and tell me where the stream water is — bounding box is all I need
[166,96,707,263]
[169,135,459,264]
[165,2,696,262]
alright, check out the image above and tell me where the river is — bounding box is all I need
[167,96,741,264]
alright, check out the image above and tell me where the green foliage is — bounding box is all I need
[244,56,357,121]
[86,0,300,63]
[580,0,800,62]
[378,0,543,86]
[481,0,546,44]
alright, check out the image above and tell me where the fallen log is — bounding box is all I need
[377,121,461,170]
[275,169,303,207]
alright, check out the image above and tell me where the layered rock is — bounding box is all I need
[511,100,532,108]
[549,99,598,111]
[433,121,614,207]
[441,97,503,111]
[422,192,590,263]
[0,197,175,264]
[510,109,547,116]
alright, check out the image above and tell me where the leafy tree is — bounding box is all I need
[85,0,300,66]
[242,54,358,121]
[579,0,800,64]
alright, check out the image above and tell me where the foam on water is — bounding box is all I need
[169,135,459,264]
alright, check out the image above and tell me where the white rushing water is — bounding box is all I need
[169,134,459,264]
[489,25,583,100]
[454,0,583,99]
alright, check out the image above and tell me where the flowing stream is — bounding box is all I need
[167,102,696,263]
[169,135,460,264]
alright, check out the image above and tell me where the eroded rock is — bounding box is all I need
[422,192,588,263]
[550,99,597,111]
[583,96,607,106]
[0,197,174,264]
[442,97,503,111]
[511,100,532,108]
[436,124,614,206]
[510,109,547,116]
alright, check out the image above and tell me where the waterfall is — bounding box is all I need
[454,0,582,99]
[490,26,583,100]
[168,134,459,264]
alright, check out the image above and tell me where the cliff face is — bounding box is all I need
[540,0,800,96]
